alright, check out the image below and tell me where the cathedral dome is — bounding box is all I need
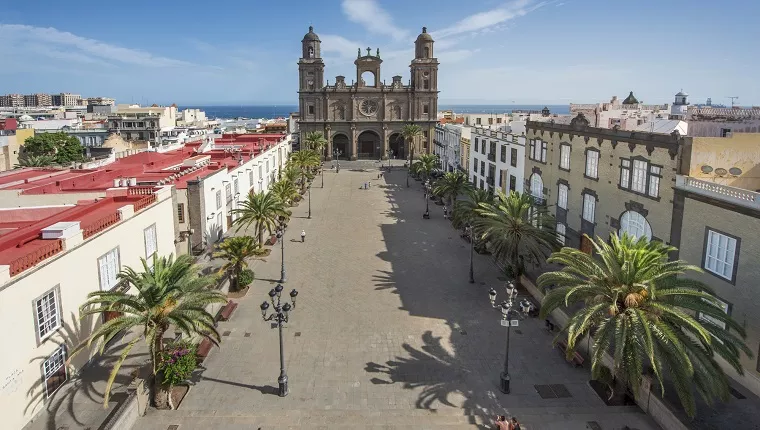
[302,26,320,42]
[622,91,639,104]
[416,27,433,42]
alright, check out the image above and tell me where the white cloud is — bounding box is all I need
[320,34,366,59]
[341,0,409,41]
[434,0,545,39]
[0,24,195,68]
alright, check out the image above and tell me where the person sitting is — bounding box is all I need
[493,415,509,430]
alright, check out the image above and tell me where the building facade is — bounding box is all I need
[297,26,439,160]
[686,107,760,137]
[523,115,688,250]
[469,127,526,194]
[433,123,462,172]
[0,186,174,430]
[570,93,671,130]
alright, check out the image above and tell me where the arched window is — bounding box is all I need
[620,210,652,240]
[423,46,430,57]
[307,46,314,58]
[530,173,543,198]
[394,106,401,120]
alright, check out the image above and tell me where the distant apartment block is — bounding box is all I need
[0,92,107,108]
[0,93,24,107]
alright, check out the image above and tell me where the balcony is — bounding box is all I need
[676,175,760,210]
[487,152,496,162]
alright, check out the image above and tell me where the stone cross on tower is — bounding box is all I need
[366,47,372,56]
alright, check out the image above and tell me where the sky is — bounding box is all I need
[1,0,758,106]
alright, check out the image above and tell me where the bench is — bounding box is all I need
[264,234,277,246]
[196,337,214,365]
[217,300,238,322]
[557,340,585,367]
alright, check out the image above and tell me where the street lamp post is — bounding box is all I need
[321,167,324,188]
[489,282,519,394]
[260,285,299,397]
[276,220,286,283]
[467,224,475,283]
[387,149,393,171]
[307,185,312,219]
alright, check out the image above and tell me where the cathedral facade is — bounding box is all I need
[298,26,439,160]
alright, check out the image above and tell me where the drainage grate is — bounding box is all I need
[222,330,231,337]
[244,332,251,338]
[167,426,180,430]
[294,332,302,337]
[730,386,746,399]
[586,422,601,430]
[535,384,572,399]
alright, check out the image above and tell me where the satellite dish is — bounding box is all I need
[729,167,743,176]
[715,168,728,176]
[700,165,713,174]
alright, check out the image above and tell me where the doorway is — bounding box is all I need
[357,130,381,159]
[332,134,349,159]
[388,133,404,160]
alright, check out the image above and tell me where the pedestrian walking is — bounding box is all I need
[443,205,448,219]
[301,229,306,242]
[364,182,368,189]
[368,180,372,188]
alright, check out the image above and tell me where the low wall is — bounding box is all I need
[100,390,139,430]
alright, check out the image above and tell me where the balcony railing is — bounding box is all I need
[487,152,496,162]
[133,194,157,212]
[676,175,760,210]
[128,186,155,196]
[83,213,121,239]
[8,239,63,276]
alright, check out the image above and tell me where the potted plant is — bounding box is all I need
[156,341,197,410]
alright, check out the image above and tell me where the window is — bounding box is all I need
[308,105,314,115]
[144,224,157,260]
[530,173,543,199]
[585,150,599,178]
[556,223,566,245]
[216,190,222,210]
[473,175,477,185]
[248,170,254,187]
[704,229,738,281]
[43,345,67,397]
[557,183,568,209]
[649,166,661,197]
[631,160,647,193]
[35,288,61,341]
[620,159,631,187]
[258,165,263,179]
[489,118,493,125]
[619,211,652,240]
[479,179,484,189]
[500,146,507,163]
[529,139,547,162]
[698,296,730,330]
[98,248,120,291]
[497,118,502,124]
[510,148,518,167]
[474,161,478,173]
[423,79,429,90]
[480,161,485,174]
[177,203,185,223]
[234,178,239,195]
[721,128,732,138]
[476,118,482,125]
[559,144,570,170]
[509,175,516,191]
[423,104,430,115]
[582,194,596,223]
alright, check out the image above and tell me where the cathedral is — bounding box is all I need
[298,26,439,160]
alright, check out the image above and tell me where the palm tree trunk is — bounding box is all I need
[153,327,170,409]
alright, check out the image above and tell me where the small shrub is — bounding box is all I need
[238,269,254,287]
[158,341,197,386]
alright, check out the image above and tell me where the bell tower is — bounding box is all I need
[298,26,324,92]
[410,27,438,92]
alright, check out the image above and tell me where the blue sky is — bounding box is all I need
[1,0,758,106]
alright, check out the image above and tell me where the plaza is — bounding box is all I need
[133,161,658,430]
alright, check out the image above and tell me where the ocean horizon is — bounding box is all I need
[181,104,570,120]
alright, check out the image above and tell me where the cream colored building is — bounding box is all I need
[570,93,671,130]
[0,186,175,430]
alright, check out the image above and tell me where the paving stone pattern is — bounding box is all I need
[134,161,660,430]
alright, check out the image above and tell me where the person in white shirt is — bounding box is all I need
[301,229,306,242]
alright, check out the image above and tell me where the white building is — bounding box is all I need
[177,109,207,127]
[686,106,760,137]
[0,186,175,430]
[469,127,526,195]
[570,93,671,130]
[434,123,463,172]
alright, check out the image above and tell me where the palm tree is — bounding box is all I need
[282,163,300,185]
[474,190,559,277]
[538,234,753,418]
[71,254,227,407]
[433,171,472,207]
[231,191,289,246]
[290,150,321,192]
[451,188,492,230]
[213,236,266,291]
[415,154,438,183]
[303,131,328,157]
[15,153,57,168]
[401,123,423,187]
[270,179,300,206]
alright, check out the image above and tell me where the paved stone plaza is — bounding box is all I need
[135,162,659,430]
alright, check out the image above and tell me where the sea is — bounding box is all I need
[180,104,570,120]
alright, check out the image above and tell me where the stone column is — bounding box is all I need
[350,124,358,160]
[325,126,332,160]
[381,125,389,160]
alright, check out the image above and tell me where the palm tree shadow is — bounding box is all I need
[365,330,503,428]
[372,269,397,293]
[24,312,150,429]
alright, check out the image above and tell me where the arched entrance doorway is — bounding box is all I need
[332,133,349,159]
[388,133,405,160]
[357,130,381,159]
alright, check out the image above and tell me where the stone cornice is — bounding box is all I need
[526,121,685,150]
